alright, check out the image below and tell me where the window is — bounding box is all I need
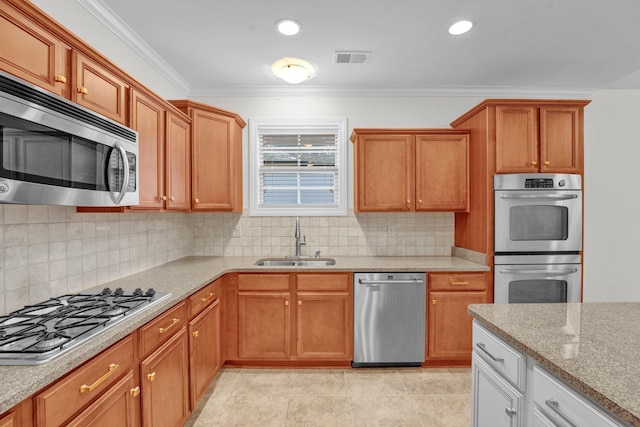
[249,118,348,216]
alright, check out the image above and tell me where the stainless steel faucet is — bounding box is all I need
[294,217,306,257]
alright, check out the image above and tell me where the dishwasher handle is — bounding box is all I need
[358,279,424,285]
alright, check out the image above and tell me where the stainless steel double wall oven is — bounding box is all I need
[493,174,582,303]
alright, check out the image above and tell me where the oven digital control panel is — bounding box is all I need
[524,178,555,188]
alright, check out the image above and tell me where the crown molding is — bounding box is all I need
[189,84,595,99]
[77,0,191,95]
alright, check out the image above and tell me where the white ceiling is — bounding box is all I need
[86,0,640,97]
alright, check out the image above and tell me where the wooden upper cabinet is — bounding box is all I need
[353,133,415,211]
[351,129,469,212]
[539,106,582,173]
[165,110,191,211]
[170,100,245,212]
[416,133,469,211]
[0,0,69,97]
[495,103,584,174]
[72,51,128,124]
[130,89,165,210]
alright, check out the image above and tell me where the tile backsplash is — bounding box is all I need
[0,206,453,315]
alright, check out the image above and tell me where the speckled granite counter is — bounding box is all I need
[0,255,487,414]
[469,303,640,426]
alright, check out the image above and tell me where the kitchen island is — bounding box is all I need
[469,303,640,426]
[0,254,488,416]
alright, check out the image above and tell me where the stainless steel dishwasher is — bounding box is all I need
[353,272,426,367]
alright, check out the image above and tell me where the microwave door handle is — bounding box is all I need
[498,268,578,276]
[111,142,130,205]
[499,194,578,200]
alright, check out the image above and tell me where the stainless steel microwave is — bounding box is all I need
[0,71,138,206]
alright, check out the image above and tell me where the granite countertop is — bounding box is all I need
[469,303,640,427]
[0,254,488,414]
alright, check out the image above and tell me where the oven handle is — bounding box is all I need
[498,194,578,200]
[498,268,578,276]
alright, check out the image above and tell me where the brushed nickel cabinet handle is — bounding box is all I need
[476,342,504,362]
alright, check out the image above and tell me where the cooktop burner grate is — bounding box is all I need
[0,287,171,365]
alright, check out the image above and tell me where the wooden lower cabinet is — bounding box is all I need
[66,371,139,427]
[0,400,32,427]
[235,273,353,363]
[426,273,488,365]
[189,300,221,409]
[238,291,291,359]
[139,327,190,427]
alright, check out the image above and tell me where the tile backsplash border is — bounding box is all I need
[0,206,454,315]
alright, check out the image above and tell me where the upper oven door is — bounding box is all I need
[495,188,582,253]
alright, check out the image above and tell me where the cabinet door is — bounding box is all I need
[130,89,165,209]
[66,370,139,427]
[428,291,487,360]
[495,106,539,173]
[296,293,352,359]
[238,292,290,359]
[415,133,469,211]
[471,354,523,427]
[0,1,68,97]
[539,106,582,174]
[191,110,236,211]
[72,51,128,124]
[189,300,220,409]
[165,111,191,211]
[354,134,415,211]
[140,328,190,427]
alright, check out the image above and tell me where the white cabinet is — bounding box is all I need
[472,353,524,427]
[472,321,630,427]
[532,366,624,427]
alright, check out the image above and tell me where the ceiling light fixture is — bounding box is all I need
[275,19,302,36]
[448,20,473,35]
[272,58,315,84]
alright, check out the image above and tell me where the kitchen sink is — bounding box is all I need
[254,258,336,267]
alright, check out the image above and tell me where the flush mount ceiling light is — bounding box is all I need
[448,20,473,35]
[272,57,315,84]
[275,19,302,36]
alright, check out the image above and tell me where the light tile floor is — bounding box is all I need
[184,367,471,427]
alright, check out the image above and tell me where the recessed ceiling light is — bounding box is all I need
[448,20,473,35]
[275,19,302,36]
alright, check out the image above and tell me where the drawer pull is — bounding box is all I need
[147,372,157,382]
[545,399,578,427]
[476,342,504,362]
[54,74,67,83]
[505,407,517,417]
[77,86,89,95]
[159,318,180,333]
[79,363,119,393]
[285,300,289,306]
[201,292,215,303]
[449,281,469,285]
[130,386,140,397]
[193,331,199,338]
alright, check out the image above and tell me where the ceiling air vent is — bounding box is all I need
[334,51,370,64]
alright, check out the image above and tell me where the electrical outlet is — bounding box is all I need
[387,224,396,237]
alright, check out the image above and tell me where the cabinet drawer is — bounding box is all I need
[35,335,134,427]
[188,279,221,319]
[138,301,187,357]
[472,322,525,390]
[296,273,351,291]
[429,272,487,291]
[238,274,290,291]
[533,366,623,427]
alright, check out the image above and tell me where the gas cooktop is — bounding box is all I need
[0,287,171,365]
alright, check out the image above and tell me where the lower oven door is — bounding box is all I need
[494,254,581,304]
